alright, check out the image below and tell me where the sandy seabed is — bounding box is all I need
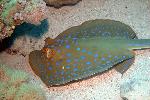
[0,0,150,99]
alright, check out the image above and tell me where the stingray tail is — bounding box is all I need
[127,39,150,50]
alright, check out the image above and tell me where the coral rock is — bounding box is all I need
[44,0,81,8]
[120,60,150,99]
[0,0,48,40]
[0,64,46,100]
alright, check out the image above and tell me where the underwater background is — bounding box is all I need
[0,0,150,100]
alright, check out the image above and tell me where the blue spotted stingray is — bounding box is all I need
[29,19,150,86]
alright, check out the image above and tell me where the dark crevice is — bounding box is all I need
[0,19,49,52]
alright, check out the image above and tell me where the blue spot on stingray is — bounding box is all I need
[66,45,70,49]
[82,49,86,53]
[88,66,92,69]
[48,66,52,70]
[61,71,64,75]
[62,77,65,81]
[86,62,91,65]
[83,71,87,74]
[51,58,54,61]
[73,73,78,77]
[66,53,72,57]
[74,58,79,62]
[67,76,71,78]
[94,54,98,58]
[94,59,97,62]
[106,61,111,64]
[127,43,150,46]
[88,52,92,55]
[108,55,112,58]
[122,55,126,58]
[91,31,95,34]
[75,41,78,45]
[76,32,80,34]
[57,49,61,53]
[56,61,61,66]
[66,59,71,63]
[73,37,78,40]
[114,56,118,59]
[102,32,111,36]
[95,27,99,31]
[73,68,78,72]
[47,62,50,65]
[56,39,61,43]
[83,30,87,34]
[63,34,67,38]
[80,56,85,60]
[66,65,70,69]
[65,40,69,43]
[56,71,59,75]
[73,64,77,66]
[60,40,64,44]
[68,35,72,38]
[101,57,106,61]
[76,47,80,51]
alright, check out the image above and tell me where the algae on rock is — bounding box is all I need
[0,64,46,100]
[0,0,48,40]
[44,0,81,8]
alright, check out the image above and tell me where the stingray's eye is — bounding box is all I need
[42,48,56,59]
[47,49,56,59]
[50,49,56,56]
[42,48,49,53]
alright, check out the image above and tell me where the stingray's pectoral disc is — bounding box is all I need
[28,19,150,86]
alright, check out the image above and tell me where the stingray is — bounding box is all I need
[29,19,150,86]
